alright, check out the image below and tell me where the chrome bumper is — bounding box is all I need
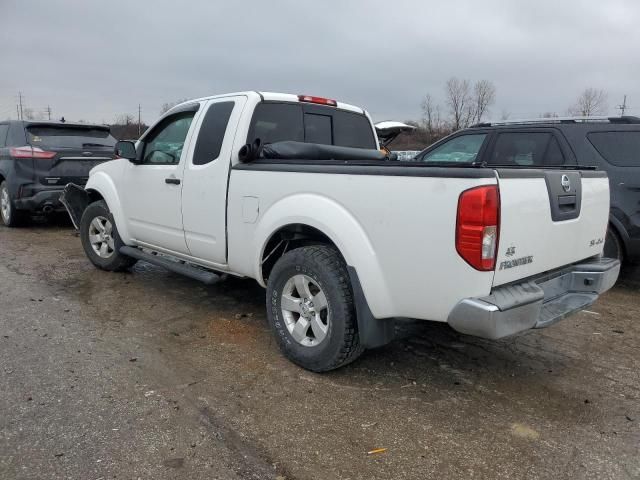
[447,257,620,340]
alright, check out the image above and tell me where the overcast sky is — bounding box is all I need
[1,0,639,125]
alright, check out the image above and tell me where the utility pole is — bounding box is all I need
[138,104,141,137]
[46,105,51,120]
[18,92,24,120]
[16,105,20,120]
[617,95,627,116]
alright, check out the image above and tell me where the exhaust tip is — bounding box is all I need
[42,204,54,214]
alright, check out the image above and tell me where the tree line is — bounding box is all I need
[390,80,612,150]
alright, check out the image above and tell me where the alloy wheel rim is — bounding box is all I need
[281,274,329,347]
[1,187,10,222]
[88,216,115,259]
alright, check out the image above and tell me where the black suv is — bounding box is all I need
[0,121,117,226]
[413,116,640,263]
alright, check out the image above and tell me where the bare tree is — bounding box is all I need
[115,113,135,125]
[22,108,45,120]
[421,94,443,133]
[445,77,472,130]
[160,98,188,115]
[472,80,496,123]
[541,112,559,118]
[568,88,608,116]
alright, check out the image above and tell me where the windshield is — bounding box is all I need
[27,126,117,149]
[416,133,487,164]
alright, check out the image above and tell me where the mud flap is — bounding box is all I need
[347,266,396,349]
[59,183,89,230]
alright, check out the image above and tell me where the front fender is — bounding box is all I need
[85,171,132,244]
[253,193,394,318]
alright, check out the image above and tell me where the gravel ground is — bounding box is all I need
[1,221,639,479]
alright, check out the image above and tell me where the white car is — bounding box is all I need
[61,91,619,372]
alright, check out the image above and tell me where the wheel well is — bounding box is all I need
[607,222,626,258]
[261,224,338,282]
[86,189,104,203]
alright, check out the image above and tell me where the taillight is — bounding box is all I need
[10,146,56,159]
[297,95,338,107]
[456,185,500,271]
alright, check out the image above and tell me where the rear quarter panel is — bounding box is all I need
[227,169,497,321]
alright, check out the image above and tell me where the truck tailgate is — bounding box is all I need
[493,169,610,286]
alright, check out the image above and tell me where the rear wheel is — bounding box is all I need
[266,245,363,372]
[0,181,25,227]
[80,200,137,271]
[603,226,624,263]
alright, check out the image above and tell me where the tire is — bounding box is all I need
[79,200,137,271]
[603,226,624,263]
[0,181,26,227]
[266,245,364,372]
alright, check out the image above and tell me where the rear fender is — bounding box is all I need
[253,193,394,318]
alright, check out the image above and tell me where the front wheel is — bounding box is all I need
[79,200,137,271]
[266,245,363,372]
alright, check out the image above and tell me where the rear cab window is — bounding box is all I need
[247,102,376,150]
[587,131,640,166]
[26,125,117,150]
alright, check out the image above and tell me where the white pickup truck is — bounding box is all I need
[61,91,620,372]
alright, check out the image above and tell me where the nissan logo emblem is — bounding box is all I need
[561,174,571,192]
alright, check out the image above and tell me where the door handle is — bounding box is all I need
[165,178,181,185]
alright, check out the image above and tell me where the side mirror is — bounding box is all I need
[115,141,138,162]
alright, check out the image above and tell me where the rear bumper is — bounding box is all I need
[14,189,65,212]
[447,257,620,340]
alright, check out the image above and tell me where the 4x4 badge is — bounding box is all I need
[561,174,571,192]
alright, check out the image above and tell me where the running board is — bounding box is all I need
[119,246,225,285]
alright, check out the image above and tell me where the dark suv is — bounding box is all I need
[413,116,640,263]
[0,121,117,226]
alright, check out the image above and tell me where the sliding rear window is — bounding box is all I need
[588,131,640,167]
[248,102,376,150]
[27,126,117,149]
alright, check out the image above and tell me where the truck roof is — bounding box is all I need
[173,91,366,115]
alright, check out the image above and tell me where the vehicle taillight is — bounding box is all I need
[297,95,338,107]
[10,146,56,159]
[456,185,500,271]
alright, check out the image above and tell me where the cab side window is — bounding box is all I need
[193,102,235,165]
[142,112,195,165]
